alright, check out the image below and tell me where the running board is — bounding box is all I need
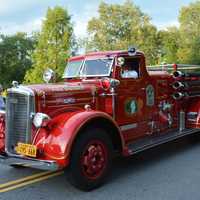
[128,128,200,155]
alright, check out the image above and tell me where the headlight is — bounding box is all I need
[43,68,55,83]
[33,113,51,128]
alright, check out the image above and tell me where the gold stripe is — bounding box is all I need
[0,171,63,193]
[0,170,58,189]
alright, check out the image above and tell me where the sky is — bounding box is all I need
[0,0,197,38]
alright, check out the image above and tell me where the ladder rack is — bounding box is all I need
[147,64,200,71]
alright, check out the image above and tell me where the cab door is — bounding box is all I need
[115,56,155,142]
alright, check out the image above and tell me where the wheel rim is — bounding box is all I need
[80,140,108,180]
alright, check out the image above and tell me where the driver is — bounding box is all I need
[122,65,139,79]
[122,69,138,78]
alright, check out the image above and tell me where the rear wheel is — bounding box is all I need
[67,128,113,191]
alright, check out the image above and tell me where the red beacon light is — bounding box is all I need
[101,78,120,91]
[172,63,178,71]
[101,78,111,91]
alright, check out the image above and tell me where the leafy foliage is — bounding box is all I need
[0,33,35,88]
[177,1,200,64]
[1,2,200,86]
[86,0,160,64]
[159,27,180,64]
[24,6,73,83]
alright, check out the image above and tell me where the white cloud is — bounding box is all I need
[0,18,43,35]
[0,0,181,38]
[73,19,88,38]
[0,0,99,38]
[0,0,39,15]
[72,3,99,38]
[155,20,180,30]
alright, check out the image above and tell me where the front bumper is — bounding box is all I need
[0,152,59,171]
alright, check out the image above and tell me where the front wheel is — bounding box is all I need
[67,128,113,191]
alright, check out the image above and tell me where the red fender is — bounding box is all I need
[34,110,124,167]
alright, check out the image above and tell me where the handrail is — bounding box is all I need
[147,64,200,71]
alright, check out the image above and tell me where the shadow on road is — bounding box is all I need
[1,134,200,200]
[110,135,199,182]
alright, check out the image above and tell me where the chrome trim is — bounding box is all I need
[188,112,198,115]
[187,119,197,122]
[172,92,185,100]
[80,57,114,77]
[179,111,185,132]
[120,123,138,131]
[148,64,200,71]
[128,128,200,155]
[173,71,184,78]
[7,86,34,96]
[187,112,198,122]
[172,81,185,90]
[0,110,5,115]
[64,57,114,78]
[110,88,116,120]
[5,86,35,153]
[0,153,58,171]
[63,60,84,78]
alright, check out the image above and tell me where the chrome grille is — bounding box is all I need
[187,112,198,122]
[5,87,34,153]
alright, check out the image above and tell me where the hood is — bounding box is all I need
[27,81,99,116]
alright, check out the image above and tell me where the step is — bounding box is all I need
[128,128,200,155]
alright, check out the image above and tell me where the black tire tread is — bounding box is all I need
[66,127,113,191]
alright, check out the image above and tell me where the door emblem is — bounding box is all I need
[125,99,138,115]
[146,85,155,106]
[63,98,75,104]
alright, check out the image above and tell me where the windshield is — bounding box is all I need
[63,61,83,78]
[63,58,113,78]
[81,58,113,77]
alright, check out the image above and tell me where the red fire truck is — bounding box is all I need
[0,47,200,190]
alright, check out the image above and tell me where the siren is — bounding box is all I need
[128,46,137,56]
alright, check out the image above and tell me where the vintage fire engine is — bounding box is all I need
[0,47,200,190]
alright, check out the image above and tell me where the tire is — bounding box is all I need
[67,128,113,191]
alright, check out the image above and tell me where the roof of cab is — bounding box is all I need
[68,50,144,62]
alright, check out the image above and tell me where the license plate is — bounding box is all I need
[15,143,37,158]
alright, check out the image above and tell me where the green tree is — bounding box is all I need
[25,6,73,83]
[159,27,180,64]
[177,1,200,64]
[86,1,160,64]
[0,33,35,88]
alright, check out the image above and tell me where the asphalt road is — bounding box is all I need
[1,136,200,200]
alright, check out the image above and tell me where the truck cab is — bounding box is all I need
[0,48,200,191]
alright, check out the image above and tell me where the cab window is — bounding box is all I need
[121,57,140,79]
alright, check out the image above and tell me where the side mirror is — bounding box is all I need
[43,68,55,83]
[110,78,120,88]
[117,57,125,67]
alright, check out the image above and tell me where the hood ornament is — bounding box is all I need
[12,81,19,88]
[84,104,92,111]
[43,68,55,83]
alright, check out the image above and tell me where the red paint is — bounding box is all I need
[80,140,108,180]
[0,112,5,153]
[101,78,111,91]
[1,50,200,170]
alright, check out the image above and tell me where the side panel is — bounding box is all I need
[186,99,200,128]
[33,111,124,167]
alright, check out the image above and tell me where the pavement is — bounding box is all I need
[0,136,200,200]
